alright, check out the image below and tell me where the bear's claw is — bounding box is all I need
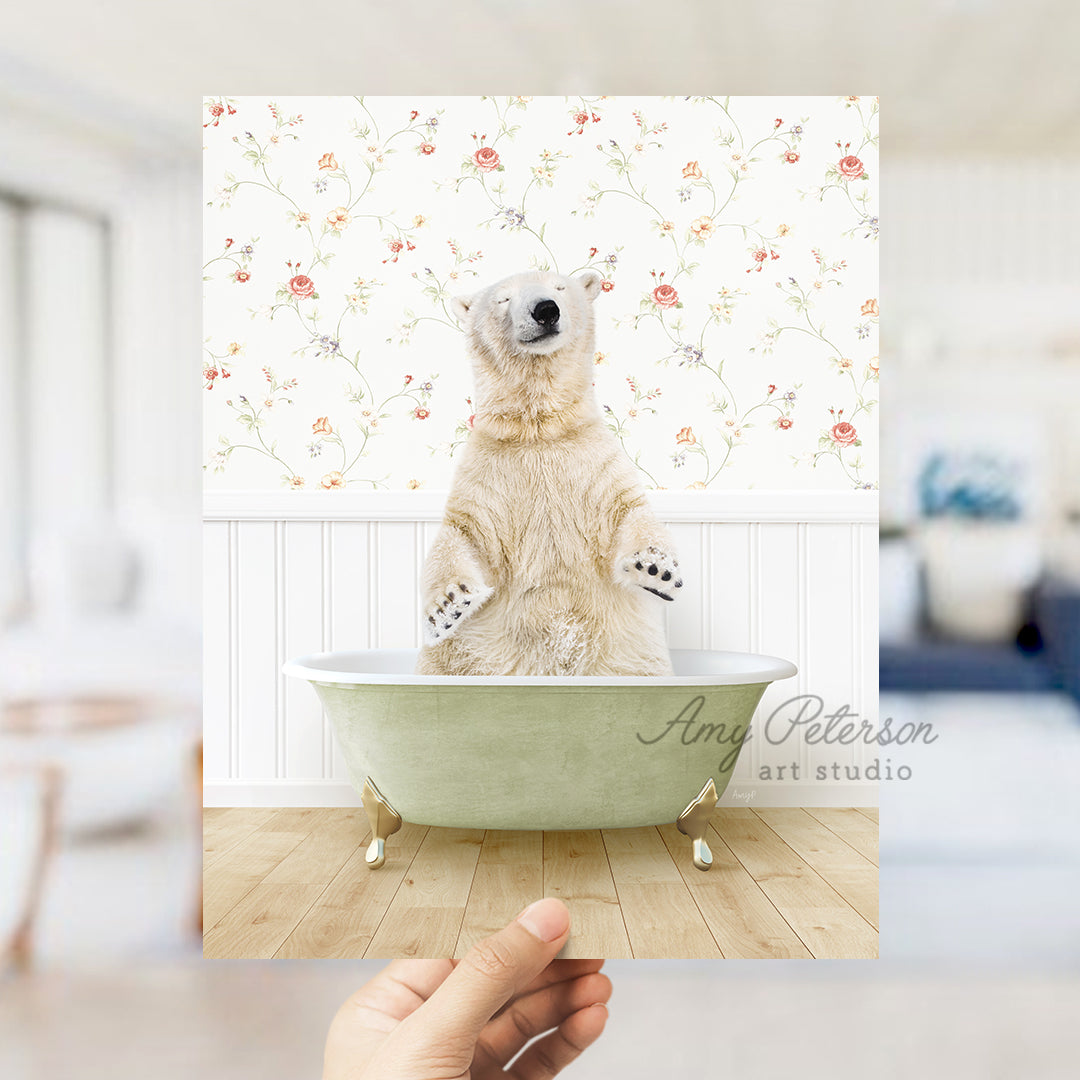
[620,548,683,601]
[423,580,493,645]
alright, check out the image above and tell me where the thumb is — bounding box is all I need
[406,898,571,1051]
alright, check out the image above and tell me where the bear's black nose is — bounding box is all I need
[532,299,560,327]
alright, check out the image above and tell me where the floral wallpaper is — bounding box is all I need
[203,96,878,492]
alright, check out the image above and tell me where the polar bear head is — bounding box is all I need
[451,269,604,435]
[451,269,603,359]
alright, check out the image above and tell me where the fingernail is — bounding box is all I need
[516,898,570,942]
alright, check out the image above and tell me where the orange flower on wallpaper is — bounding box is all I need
[320,471,345,490]
[682,161,702,179]
[676,426,696,445]
[861,298,879,316]
[326,206,351,232]
[312,417,333,435]
[318,152,338,170]
[690,215,715,240]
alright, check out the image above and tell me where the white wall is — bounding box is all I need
[203,490,878,808]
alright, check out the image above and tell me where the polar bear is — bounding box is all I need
[415,268,682,677]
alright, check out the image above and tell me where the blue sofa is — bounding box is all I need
[880,577,1080,700]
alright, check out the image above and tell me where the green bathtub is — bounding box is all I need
[283,648,796,870]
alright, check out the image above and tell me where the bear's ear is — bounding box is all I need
[450,293,476,324]
[577,269,603,302]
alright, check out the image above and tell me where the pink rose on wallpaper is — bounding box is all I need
[233,269,250,283]
[831,421,857,445]
[288,274,315,299]
[653,284,679,308]
[777,417,793,430]
[784,150,800,164]
[748,248,769,271]
[839,154,865,180]
[414,406,430,420]
[601,280,614,292]
[473,146,500,172]
[419,142,436,155]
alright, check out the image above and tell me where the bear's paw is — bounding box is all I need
[423,580,494,645]
[618,547,683,602]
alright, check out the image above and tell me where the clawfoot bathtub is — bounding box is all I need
[283,648,796,870]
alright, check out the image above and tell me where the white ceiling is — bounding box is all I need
[1,0,1078,156]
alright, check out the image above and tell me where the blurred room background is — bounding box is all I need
[880,160,1080,965]
[2,1,1079,1076]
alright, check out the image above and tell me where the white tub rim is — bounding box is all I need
[283,648,797,687]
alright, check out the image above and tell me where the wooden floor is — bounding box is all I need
[203,806,878,960]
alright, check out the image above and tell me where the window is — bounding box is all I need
[0,193,111,623]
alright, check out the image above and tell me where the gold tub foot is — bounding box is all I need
[361,777,402,869]
[676,778,719,871]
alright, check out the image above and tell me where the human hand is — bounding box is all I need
[324,898,610,1079]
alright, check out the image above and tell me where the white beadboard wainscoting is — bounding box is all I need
[203,491,878,808]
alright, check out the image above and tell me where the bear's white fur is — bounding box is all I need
[415,268,682,676]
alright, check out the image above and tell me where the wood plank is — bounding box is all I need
[203,882,324,959]
[657,822,813,960]
[855,807,878,823]
[364,827,484,958]
[275,823,429,959]
[257,807,330,832]
[601,827,682,884]
[544,831,630,959]
[752,808,876,873]
[454,831,544,959]
[752,809,878,928]
[260,808,364,885]
[616,882,722,959]
[202,808,279,868]
[713,809,877,959]
[817,868,878,930]
[803,807,879,865]
[202,828,309,930]
[601,827,719,958]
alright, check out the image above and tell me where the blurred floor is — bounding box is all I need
[2,960,1079,1079]
[881,691,1080,965]
[35,807,202,967]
